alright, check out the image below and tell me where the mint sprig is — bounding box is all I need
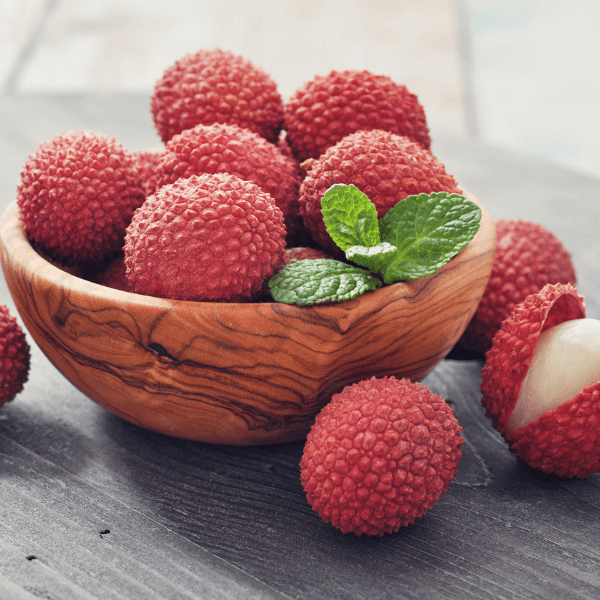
[268,259,382,306]
[345,242,398,273]
[268,185,481,306]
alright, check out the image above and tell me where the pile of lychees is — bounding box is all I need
[16,48,464,302]
[12,48,600,536]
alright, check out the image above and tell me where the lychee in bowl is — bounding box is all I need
[0,199,495,444]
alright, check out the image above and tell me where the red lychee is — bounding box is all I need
[460,219,577,354]
[17,130,145,266]
[276,131,303,179]
[284,69,431,162]
[155,123,301,235]
[298,130,461,252]
[481,282,600,478]
[281,246,333,266]
[130,147,165,197]
[123,173,286,301]
[151,49,283,144]
[0,305,30,407]
[91,255,132,293]
[300,376,463,536]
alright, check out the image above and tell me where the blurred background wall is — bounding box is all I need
[2,0,600,179]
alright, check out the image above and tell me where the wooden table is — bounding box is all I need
[1,95,599,600]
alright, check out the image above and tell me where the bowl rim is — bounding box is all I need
[0,195,495,317]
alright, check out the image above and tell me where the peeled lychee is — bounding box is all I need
[155,123,301,234]
[298,129,461,252]
[460,219,576,354]
[17,130,145,266]
[300,376,463,536]
[123,173,286,301]
[151,49,283,144]
[481,282,600,478]
[0,305,30,407]
[130,148,165,197]
[284,69,431,162]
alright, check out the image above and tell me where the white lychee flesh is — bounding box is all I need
[507,318,600,434]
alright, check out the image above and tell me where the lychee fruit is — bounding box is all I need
[0,305,30,407]
[155,123,301,235]
[91,254,132,293]
[130,147,165,197]
[283,69,431,162]
[276,131,303,179]
[123,173,286,301]
[151,49,283,144]
[480,282,600,478]
[17,130,145,266]
[281,246,333,266]
[298,129,461,252]
[460,219,577,354]
[300,376,463,536]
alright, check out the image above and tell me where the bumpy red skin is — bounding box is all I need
[276,132,303,179]
[480,282,600,478]
[300,377,463,536]
[92,255,132,293]
[156,123,301,231]
[273,246,333,273]
[151,49,283,144]
[17,130,145,266]
[461,219,577,354]
[0,305,30,407]
[282,246,332,265]
[284,69,431,162]
[123,173,286,301]
[130,148,165,197]
[299,130,461,252]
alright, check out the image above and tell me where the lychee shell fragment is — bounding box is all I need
[480,282,600,478]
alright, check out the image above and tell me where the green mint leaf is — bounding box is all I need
[321,184,380,251]
[345,242,398,273]
[268,258,382,306]
[378,192,481,283]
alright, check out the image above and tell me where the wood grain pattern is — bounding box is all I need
[0,200,495,445]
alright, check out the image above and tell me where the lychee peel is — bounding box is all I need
[151,49,283,144]
[91,255,132,293]
[130,148,165,197]
[17,130,145,265]
[461,219,577,354]
[280,246,332,267]
[156,123,301,229]
[284,69,431,162]
[298,130,461,252]
[300,376,463,536]
[0,305,30,407]
[480,282,600,478]
[123,173,286,301]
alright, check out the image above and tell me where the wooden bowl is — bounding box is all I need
[0,199,496,444]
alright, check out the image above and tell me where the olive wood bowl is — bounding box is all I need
[0,198,496,444]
